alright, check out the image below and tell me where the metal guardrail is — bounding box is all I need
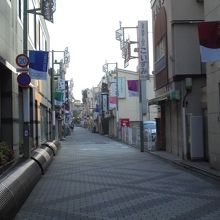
[53,140,61,148]
[31,148,53,175]
[0,140,61,219]
[41,142,58,156]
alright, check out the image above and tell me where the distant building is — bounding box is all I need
[92,68,157,147]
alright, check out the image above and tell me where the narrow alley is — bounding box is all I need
[15,127,220,220]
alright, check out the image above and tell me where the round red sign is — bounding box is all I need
[16,54,29,67]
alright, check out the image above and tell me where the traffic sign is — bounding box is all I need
[17,72,31,88]
[16,54,29,67]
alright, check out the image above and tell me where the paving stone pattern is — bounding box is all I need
[15,127,220,220]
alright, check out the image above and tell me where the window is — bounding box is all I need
[28,0,35,46]
[40,104,48,141]
[155,36,166,61]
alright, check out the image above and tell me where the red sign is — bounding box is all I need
[17,72,31,88]
[120,118,130,127]
[16,54,29,67]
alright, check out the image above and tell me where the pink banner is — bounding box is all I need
[198,22,220,62]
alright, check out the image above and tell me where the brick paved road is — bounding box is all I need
[15,127,220,220]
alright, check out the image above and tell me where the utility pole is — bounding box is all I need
[137,20,149,152]
[115,62,119,140]
[103,62,119,139]
[51,50,56,140]
[51,49,70,140]
[115,21,149,152]
[23,0,31,158]
[22,0,56,150]
[139,79,144,152]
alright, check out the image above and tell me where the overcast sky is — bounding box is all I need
[48,0,152,101]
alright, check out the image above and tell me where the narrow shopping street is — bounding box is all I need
[15,127,220,220]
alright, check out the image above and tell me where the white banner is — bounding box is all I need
[118,77,126,98]
[58,78,65,90]
[138,21,149,80]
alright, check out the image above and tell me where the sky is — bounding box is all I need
[48,0,152,101]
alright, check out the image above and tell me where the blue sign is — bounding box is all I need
[29,50,49,80]
[17,72,31,88]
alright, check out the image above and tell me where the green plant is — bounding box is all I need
[0,151,3,165]
[0,141,14,166]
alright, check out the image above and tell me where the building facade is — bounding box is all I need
[150,0,206,160]
[91,68,156,147]
[204,0,220,169]
[0,0,52,159]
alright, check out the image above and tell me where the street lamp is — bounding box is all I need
[51,48,70,140]
[102,61,119,139]
[115,21,149,152]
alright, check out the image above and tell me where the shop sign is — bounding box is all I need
[120,118,130,127]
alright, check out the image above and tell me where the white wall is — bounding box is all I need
[118,69,140,121]
[117,69,157,121]
[204,0,220,169]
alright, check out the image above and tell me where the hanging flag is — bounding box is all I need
[29,50,49,80]
[54,91,64,106]
[127,80,139,96]
[95,104,100,113]
[109,96,116,109]
[198,22,220,62]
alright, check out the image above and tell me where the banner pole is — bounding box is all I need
[23,0,31,158]
[51,50,56,140]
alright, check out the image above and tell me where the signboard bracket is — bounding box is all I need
[27,8,42,16]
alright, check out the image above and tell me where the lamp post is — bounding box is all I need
[103,62,119,139]
[22,0,31,158]
[22,1,56,157]
[51,48,70,140]
[115,21,149,152]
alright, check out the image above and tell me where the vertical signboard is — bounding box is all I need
[138,20,149,114]
[102,94,108,112]
[41,0,56,23]
[123,40,131,68]
[138,21,149,80]
[58,78,65,90]
[109,79,117,110]
[65,80,69,102]
[118,77,126,98]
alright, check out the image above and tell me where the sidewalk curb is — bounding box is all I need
[105,133,220,182]
[178,161,220,181]
[148,151,220,182]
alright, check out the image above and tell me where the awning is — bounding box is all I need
[148,93,169,105]
[148,90,180,105]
